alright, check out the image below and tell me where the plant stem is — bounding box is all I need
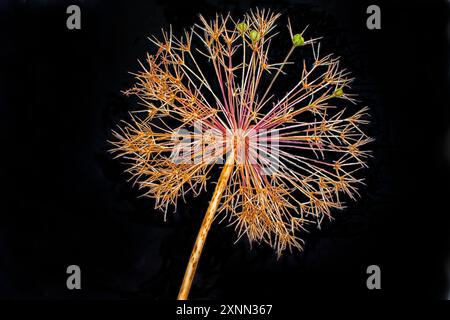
[258,46,295,110]
[177,150,235,300]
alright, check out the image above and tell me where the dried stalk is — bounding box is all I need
[177,149,235,300]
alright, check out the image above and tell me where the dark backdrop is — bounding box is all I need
[0,0,449,301]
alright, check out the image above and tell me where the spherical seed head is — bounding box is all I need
[292,33,305,46]
[334,88,344,97]
[249,29,260,42]
[111,9,372,256]
[236,22,249,33]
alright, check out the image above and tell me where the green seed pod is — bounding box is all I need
[249,29,260,42]
[236,22,249,33]
[334,88,344,97]
[292,34,305,47]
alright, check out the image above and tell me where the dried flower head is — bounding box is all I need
[111,9,372,259]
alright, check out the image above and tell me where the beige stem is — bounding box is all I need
[177,150,235,300]
[259,46,295,108]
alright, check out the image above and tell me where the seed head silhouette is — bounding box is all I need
[110,9,372,299]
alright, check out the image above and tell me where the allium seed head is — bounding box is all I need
[111,9,372,257]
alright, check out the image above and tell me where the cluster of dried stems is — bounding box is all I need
[111,8,371,275]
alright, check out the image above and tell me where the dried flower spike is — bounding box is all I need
[110,9,372,300]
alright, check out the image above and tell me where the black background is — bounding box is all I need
[0,0,449,302]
